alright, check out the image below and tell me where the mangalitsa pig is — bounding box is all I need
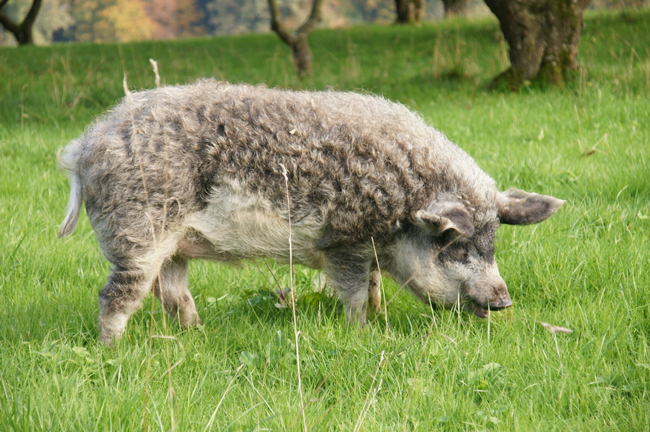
[59,80,564,344]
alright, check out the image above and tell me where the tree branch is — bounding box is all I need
[296,0,323,36]
[0,10,19,34]
[267,0,323,78]
[0,0,42,45]
[22,0,42,29]
[267,0,295,45]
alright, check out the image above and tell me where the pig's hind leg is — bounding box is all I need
[97,235,199,344]
[98,262,158,345]
[152,256,203,329]
[98,254,203,345]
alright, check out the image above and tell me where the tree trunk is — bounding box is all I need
[291,36,313,78]
[441,0,468,17]
[484,0,591,91]
[268,0,323,79]
[0,0,42,45]
[395,0,424,24]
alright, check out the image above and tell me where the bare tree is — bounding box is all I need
[267,0,323,79]
[485,0,592,90]
[395,0,424,24]
[0,0,42,45]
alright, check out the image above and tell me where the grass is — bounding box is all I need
[1,8,649,431]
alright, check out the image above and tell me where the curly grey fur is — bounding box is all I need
[59,79,563,344]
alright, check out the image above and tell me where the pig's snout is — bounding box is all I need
[489,297,513,310]
[488,280,513,311]
[466,294,512,318]
[464,278,513,318]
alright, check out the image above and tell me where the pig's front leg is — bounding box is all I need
[324,251,371,325]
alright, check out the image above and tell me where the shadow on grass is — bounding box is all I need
[198,282,499,341]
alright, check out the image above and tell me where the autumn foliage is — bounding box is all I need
[1,0,404,45]
[62,0,204,42]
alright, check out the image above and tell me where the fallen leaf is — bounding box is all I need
[539,321,573,334]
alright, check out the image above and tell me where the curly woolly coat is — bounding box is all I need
[63,79,494,244]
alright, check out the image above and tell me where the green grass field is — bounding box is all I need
[1,9,649,431]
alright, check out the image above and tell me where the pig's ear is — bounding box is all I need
[497,188,565,225]
[414,198,474,237]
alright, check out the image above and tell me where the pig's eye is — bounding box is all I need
[438,230,460,245]
[440,244,470,264]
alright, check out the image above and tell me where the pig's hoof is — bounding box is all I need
[98,332,121,347]
[368,271,382,314]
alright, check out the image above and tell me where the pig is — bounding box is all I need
[58,80,564,344]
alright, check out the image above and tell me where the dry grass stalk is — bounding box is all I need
[307,328,434,430]
[203,365,244,431]
[280,163,307,432]
[126,71,156,432]
[401,317,436,431]
[580,133,608,158]
[151,335,186,378]
[149,58,161,88]
[262,258,294,308]
[353,351,385,432]
[370,237,389,335]
[128,61,177,431]
[368,272,419,327]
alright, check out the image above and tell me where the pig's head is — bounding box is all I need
[384,189,564,317]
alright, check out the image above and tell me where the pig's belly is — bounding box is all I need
[178,186,326,268]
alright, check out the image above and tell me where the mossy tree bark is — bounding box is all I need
[268,0,323,79]
[484,0,591,91]
[442,0,469,17]
[395,0,424,24]
[0,0,43,45]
